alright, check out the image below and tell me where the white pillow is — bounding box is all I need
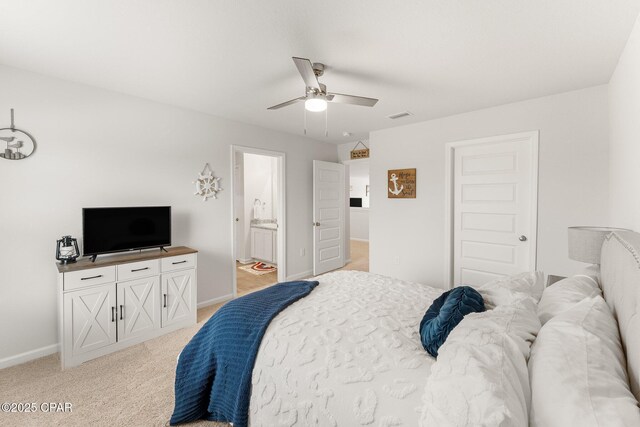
[529,296,640,427]
[536,274,601,325]
[475,271,545,309]
[464,297,540,357]
[420,299,541,427]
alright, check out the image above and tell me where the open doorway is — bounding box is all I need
[231,146,286,297]
[343,159,370,272]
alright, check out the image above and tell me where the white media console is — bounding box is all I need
[56,246,197,368]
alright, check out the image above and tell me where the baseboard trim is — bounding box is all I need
[197,294,234,309]
[286,270,313,281]
[350,238,369,242]
[1,296,232,370]
[0,343,59,370]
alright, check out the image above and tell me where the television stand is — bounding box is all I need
[160,246,168,253]
[56,246,198,369]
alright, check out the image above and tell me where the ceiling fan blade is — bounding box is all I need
[292,57,321,91]
[267,97,305,110]
[327,92,378,107]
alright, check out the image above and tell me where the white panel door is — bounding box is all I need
[117,277,160,343]
[64,283,116,357]
[162,270,196,328]
[452,132,538,287]
[313,160,345,275]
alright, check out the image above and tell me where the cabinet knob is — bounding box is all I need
[519,235,528,242]
[235,218,239,222]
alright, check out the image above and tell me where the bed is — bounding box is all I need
[598,231,640,402]
[171,231,640,427]
[527,231,640,427]
[248,270,442,426]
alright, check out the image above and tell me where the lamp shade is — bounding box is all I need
[568,226,630,264]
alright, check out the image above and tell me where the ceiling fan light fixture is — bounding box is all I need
[305,95,327,112]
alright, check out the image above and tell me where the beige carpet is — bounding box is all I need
[0,305,228,427]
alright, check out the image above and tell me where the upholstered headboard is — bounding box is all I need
[600,231,640,401]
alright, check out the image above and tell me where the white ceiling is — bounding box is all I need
[1,1,638,143]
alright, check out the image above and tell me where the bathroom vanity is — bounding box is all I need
[250,222,277,265]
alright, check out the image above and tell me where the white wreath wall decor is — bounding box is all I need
[193,163,221,201]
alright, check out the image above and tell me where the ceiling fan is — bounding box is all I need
[267,57,379,112]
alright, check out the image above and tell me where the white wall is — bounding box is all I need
[338,142,354,162]
[350,176,369,205]
[350,209,369,241]
[609,15,640,230]
[338,140,369,163]
[0,65,337,363]
[370,85,609,288]
[244,153,278,221]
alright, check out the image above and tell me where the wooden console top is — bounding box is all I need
[56,246,198,273]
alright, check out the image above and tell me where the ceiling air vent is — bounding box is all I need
[387,111,413,120]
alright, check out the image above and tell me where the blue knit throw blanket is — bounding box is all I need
[170,280,320,426]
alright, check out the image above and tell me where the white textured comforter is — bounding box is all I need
[248,270,442,427]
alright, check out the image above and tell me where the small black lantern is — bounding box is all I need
[56,235,80,264]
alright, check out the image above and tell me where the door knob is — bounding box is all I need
[313,222,320,227]
[235,218,239,222]
[519,235,528,242]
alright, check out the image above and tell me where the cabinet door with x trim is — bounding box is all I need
[64,283,117,357]
[117,277,160,343]
[161,270,196,328]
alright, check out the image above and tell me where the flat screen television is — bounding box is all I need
[83,206,171,257]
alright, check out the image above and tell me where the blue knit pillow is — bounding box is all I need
[420,286,485,357]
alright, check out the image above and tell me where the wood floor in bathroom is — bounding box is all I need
[236,262,278,297]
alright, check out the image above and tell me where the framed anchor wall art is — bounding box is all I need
[387,168,416,198]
